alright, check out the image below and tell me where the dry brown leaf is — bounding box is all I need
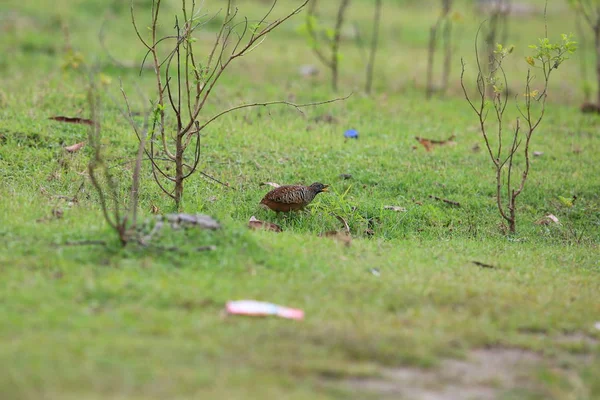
[429,195,461,207]
[52,208,64,219]
[320,230,352,247]
[49,116,93,125]
[535,214,560,225]
[150,204,161,214]
[334,214,350,233]
[415,137,433,152]
[248,216,282,232]
[260,182,281,188]
[64,141,86,153]
[415,134,456,152]
[384,205,407,212]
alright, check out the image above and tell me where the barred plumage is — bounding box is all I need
[260,182,329,213]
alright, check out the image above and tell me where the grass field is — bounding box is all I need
[1,0,599,399]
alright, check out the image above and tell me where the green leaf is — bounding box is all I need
[525,56,535,66]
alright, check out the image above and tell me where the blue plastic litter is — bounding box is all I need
[344,129,358,139]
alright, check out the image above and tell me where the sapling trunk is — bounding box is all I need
[595,24,600,105]
[365,0,382,94]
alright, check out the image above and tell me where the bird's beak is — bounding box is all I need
[321,185,329,192]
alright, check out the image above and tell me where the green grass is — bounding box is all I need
[1,0,600,399]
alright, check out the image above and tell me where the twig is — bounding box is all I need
[143,244,217,252]
[61,239,108,246]
[429,195,460,207]
[200,171,233,189]
[333,214,350,233]
[471,260,497,269]
[197,93,352,133]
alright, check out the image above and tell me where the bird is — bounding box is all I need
[260,182,329,213]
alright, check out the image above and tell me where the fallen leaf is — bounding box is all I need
[98,73,112,86]
[52,208,64,219]
[49,116,93,125]
[150,204,161,214]
[320,230,351,247]
[248,216,282,232]
[47,171,61,181]
[533,151,543,157]
[370,268,381,276]
[333,214,350,233]
[416,138,432,151]
[64,141,86,153]
[260,182,280,188]
[535,214,560,225]
[384,205,407,212]
[415,134,456,152]
[196,245,217,252]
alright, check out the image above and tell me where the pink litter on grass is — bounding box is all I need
[226,300,304,320]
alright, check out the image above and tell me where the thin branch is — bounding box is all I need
[196,93,352,133]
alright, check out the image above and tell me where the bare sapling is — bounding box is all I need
[87,78,149,246]
[365,0,382,94]
[568,0,600,110]
[130,0,347,209]
[426,0,454,98]
[574,7,592,103]
[304,0,351,92]
[460,23,576,233]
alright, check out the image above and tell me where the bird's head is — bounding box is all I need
[309,182,329,193]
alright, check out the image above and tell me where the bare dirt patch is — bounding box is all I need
[343,348,542,400]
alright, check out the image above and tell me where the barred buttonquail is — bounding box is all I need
[260,182,329,213]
